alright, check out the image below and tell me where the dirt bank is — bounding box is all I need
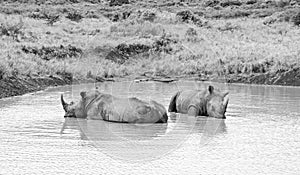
[0,74,71,98]
[226,68,300,86]
[0,72,111,99]
[1,68,299,99]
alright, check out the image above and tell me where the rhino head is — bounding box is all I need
[61,92,87,118]
[205,86,229,119]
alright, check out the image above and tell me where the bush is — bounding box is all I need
[116,43,151,57]
[0,15,24,41]
[176,10,208,27]
[292,11,300,26]
[274,9,300,25]
[152,33,178,53]
[43,11,60,26]
[276,0,290,8]
[185,27,198,42]
[66,10,83,22]
[176,10,195,22]
[204,0,220,7]
[0,63,7,79]
[220,0,242,7]
[106,43,151,64]
[21,45,82,61]
[141,9,157,22]
[103,10,131,22]
[109,0,129,6]
[263,16,276,25]
[245,0,257,5]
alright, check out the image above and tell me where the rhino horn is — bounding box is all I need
[61,94,69,112]
[223,96,229,108]
[223,91,229,97]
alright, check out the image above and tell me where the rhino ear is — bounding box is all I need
[80,91,86,98]
[208,85,214,94]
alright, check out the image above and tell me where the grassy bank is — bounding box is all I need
[1,0,300,98]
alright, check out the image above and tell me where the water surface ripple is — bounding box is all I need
[0,81,299,174]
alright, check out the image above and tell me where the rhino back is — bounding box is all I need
[176,90,199,113]
[110,98,167,123]
[86,94,167,123]
[122,98,165,123]
[176,90,207,115]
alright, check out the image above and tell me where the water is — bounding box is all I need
[0,81,299,174]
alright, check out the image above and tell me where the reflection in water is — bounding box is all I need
[60,114,227,161]
[61,118,171,161]
[61,116,227,140]
[193,117,227,136]
[169,114,227,144]
[61,118,168,141]
[169,113,227,135]
[0,81,299,174]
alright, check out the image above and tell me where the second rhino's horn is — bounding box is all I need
[61,94,69,112]
[223,97,229,108]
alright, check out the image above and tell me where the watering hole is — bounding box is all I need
[0,81,299,174]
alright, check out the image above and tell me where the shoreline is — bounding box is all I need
[1,68,300,99]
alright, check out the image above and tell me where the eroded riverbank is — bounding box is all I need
[2,67,300,99]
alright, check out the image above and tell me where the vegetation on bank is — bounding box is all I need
[0,0,300,93]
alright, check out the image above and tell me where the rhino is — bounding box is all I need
[61,89,168,123]
[168,85,229,119]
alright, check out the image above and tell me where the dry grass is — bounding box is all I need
[0,1,299,81]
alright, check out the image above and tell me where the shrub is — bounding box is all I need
[116,43,151,57]
[109,0,129,6]
[21,45,82,61]
[152,33,178,53]
[263,16,277,25]
[176,10,195,22]
[203,0,220,7]
[292,11,300,26]
[118,9,159,24]
[185,27,198,42]
[141,9,157,22]
[106,43,151,64]
[0,15,24,41]
[245,0,257,5]
[0,63,7,79]
[103,10,131,22]
[66,10,83,22]
[176,10,208,27]
[276,0,290,8]
[220,0,242,7]
[42,11,60,26]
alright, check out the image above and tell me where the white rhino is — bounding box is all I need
[61,89,168,123]
[168,85,229,119]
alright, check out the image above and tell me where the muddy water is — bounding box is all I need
[0,81,299,174]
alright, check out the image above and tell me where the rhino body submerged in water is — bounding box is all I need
[168,85,229,119]
[61,89,168,123]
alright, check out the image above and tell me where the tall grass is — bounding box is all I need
[0,2,299,82]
